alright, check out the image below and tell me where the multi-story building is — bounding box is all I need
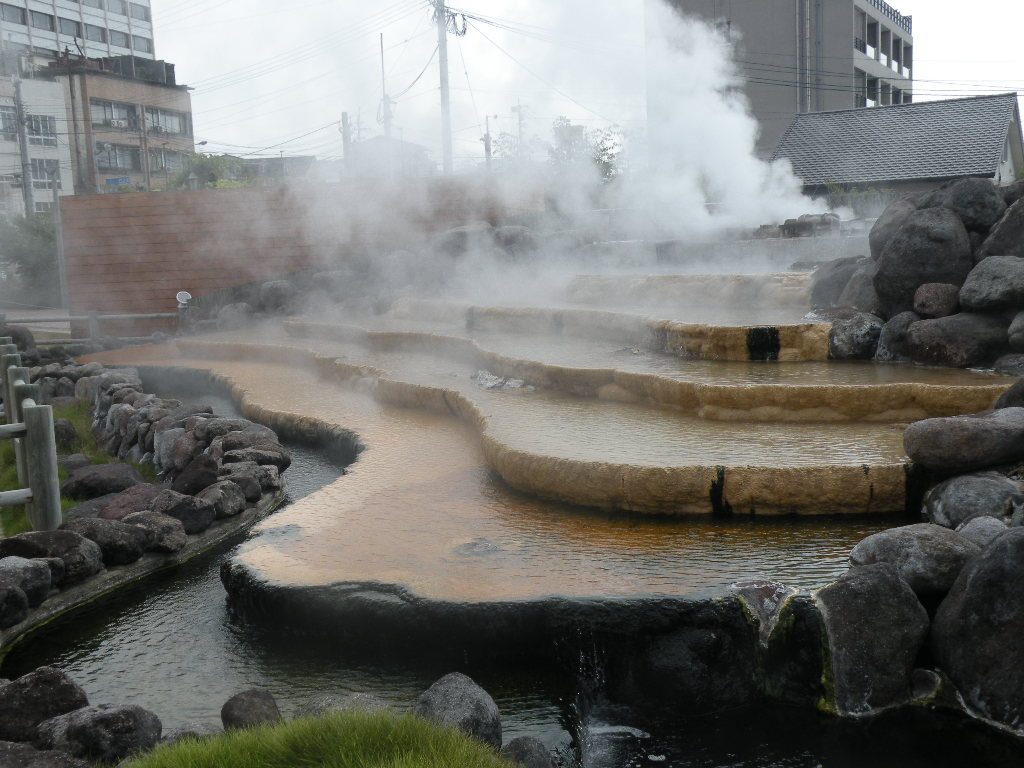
[51,55,194,193]
[0,0,154,73]
[655,0,915,156]
[0,76,74,216]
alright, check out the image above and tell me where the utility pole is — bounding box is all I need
[341,112,352,173]
[512,99,525,163]
[379,33,393,139]
[48,167,68,309]
[63,48,86,194]
[482,114,496,172]
[13,78,33,216]
[435,0,453,174]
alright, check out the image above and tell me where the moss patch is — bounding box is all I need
[124,711,515,768]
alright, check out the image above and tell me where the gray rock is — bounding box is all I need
[493,225,539,258]
[0,667,89,742]
[0,532,103,586]
[918,177,1008,232]
[196,481,247,519]
[216,303,253,331]
[122,512,188,554]
[923,472,1024,527]
[828,312,883,360]
[41,558,65,588]
[221,690,282,730]
[431,222,494,258]
[869,198,916,260]
[0,582,29,629]
[1002,180,1024,208]
[60,518,150,567]
[149,491,216,535]
[849,524,980,599]
[913,283,960,319]
[932,528,1024,733]
[815,563,929,716]
[0,557,52,608]
[995,353,1024,376]
[259,280,296,313]
[52,420,79,453]
[169,431,203,474]
[65,493,119,521]
[218,463,263,502]
[906,313,1008,368]
[35,704,161,763]
[60,464,143,501]
[874,208,973,316]
[0,741,90,767]
[810,256,865,308]
[978,198,1024,259]
[836,261,882,315]
[874,311,920,362]
[57,454,91,474]
[171,455,220,496]
[97,484,162,522]
[501,737,555,768]
[995,379,1024,409]
[1009,311,1024,352]
[413,673,501,749]
[222,447,292,472]
[193,418,264,444]
[153,427,185,473]
[957,516,1009,549]
[906,409,1024,473]
[961,255,1024,311]
[298,693,389,718]
[161,722,221,745]
[219,428,282,454]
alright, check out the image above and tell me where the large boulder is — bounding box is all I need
[849,524,980,600]
[0,582,29,629]
[923,472,1024,527]
[815,563,929,715]
[218,463,262,502]
[0,324,35,351]
[905,409,1024,473]
[960,255,1024,311]
[0,557,52,608]
[60,518,150,567]
[222,447,291,472]
[1001,179,1024,208]
[957,516,1008,549]
[0,532,103,586]
[196,481,247,519]
[932,529,1024,733]
[149,491,216,535]
[810,257,865,309]
[60,464,143,501]
[413,673,501,749]
[978,198,1024,259]
[874,208,973,316]
[97,484,162,522]
[918,177,1008,232]
[216,303,253,331]
[122,512,188,554]
[0,741,89,767]
[171,455,220,496]
[996,379,1024,409]
[501,737,555,768]
[220,690,282,730]
[905,313,1008,368]
[0,668,89,742]
[828,312,883,360]
[913,283,960,319]
[836,261,882,315]
[1008,311,1024,352]
[995,353,1024,376]
[259,280,296,313]
[869,199,916,260]
[874,311,920,362]
[35,705,161,764]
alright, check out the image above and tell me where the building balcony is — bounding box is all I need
[867,0,912,35]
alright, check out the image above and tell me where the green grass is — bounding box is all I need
[0,400,156,537]
[124,711,516,768]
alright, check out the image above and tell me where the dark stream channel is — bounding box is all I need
[3,380,1023,766]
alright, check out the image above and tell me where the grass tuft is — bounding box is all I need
[125,711,515,768]
[1,399,155,537]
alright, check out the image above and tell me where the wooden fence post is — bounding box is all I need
[23,403,62,531]
[8,366,31,486]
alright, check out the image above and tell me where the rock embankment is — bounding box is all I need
[0,362,290,641]
[814,178,1024,367]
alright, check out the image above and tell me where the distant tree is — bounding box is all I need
[0,214,58,307]
[492,131,519,161]
[167,153,250,189]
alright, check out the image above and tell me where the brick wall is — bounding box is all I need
[61,178,530,335]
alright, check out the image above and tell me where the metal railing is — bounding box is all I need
[867,0,912,34]
[0,337,62,532]
[0,311,181,347]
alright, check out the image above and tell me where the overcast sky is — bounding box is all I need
[153,0,1024,168]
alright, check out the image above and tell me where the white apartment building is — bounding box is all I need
[0,76,73,215]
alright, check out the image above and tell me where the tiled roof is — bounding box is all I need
[771,94,1021,186]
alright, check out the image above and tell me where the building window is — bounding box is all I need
[129,3,150,22]
[96,142,141,171]
[34,201,54,213]
[0,106,17,142]
[132,35,153,53]
[108,0,128,14]
[30,159,61,190]
[84,24,106,43]
[30,11,54,32]
[109,30,130,48]
[150,148,184,172]
[83,0,105,9]
[58,17,82,38]
[0,4,25,25]
[27,115,57,147]
[146,107,189,137]
[90,99,138,128]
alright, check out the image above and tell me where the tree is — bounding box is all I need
[167,153,249,190]
[0,214,58,307]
